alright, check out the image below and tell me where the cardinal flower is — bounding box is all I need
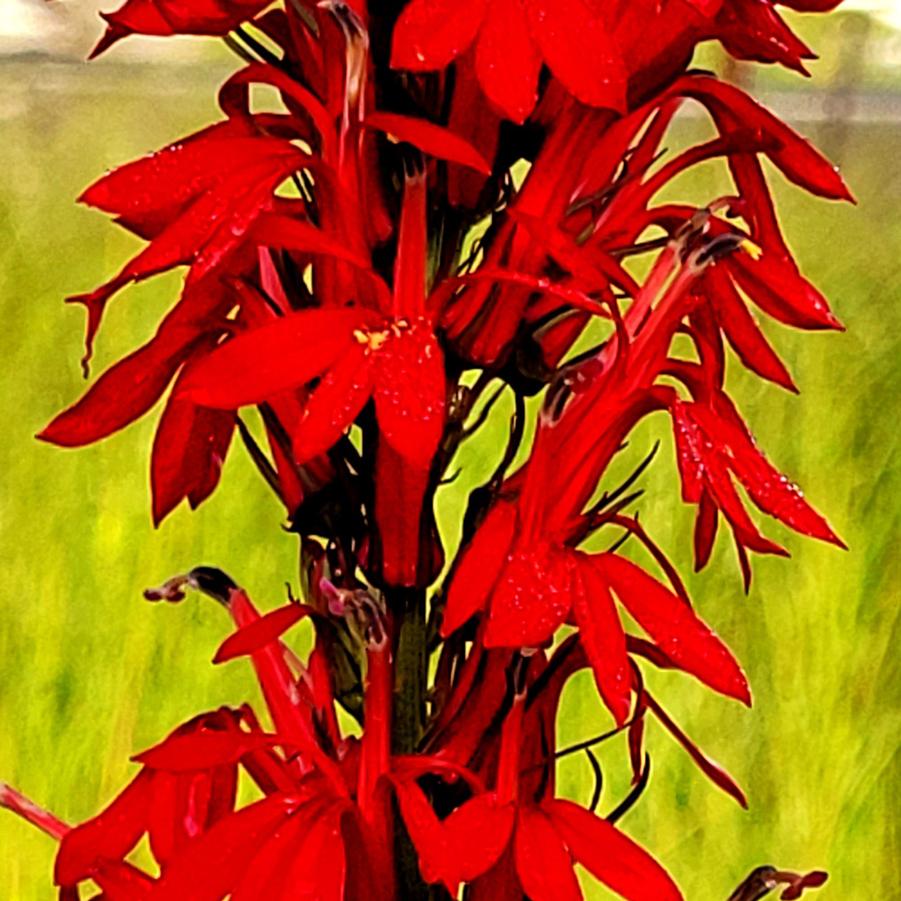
[396,691,684,900]
[181,172,447,585]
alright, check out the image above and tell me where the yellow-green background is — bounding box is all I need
[1,11,898,899]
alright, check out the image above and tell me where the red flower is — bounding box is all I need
[10,2,849,898]
[397,692,684,900]
[391,0,630,121]
[180,172,447,585]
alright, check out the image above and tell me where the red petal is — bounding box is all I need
[390,0,487,70]
[691,401,844,547]
[693,490,719,571]
[55,771,152,886]
[706,265,797,392]
[92,861,155,899]
[374,441,434,587]
[475,0,541,123]
[728,252,842,331]
[79,124,281,233]
[676,76,853,201]
[73,149,301,344]
[252,214,375,271]
[469,847,523,901]
[279,805,346,901]
[525,0,626,111]
[134,730,278,772]
[366,113,491,175]
[545,798,684,901]
[148,767,237,865]
[38,325,200,448]
[90,2,171,56]
[393,778,448,887]
[151,367,235,527]
[93,0,270,56]
[601,554,751,705]
[293,344,375,464]
[570,554,632,727]
[485,545,574,648]
[182,308,361,409]
[226,592,322,767]
[442,795,515,887]
[219,63,334,149]
[213,604,311,664]
[513,806,581,901]
[394,171,428,322]
[374,323,446,467]
[645,693,748,808]
[671,401,788,558]
[149,794,299,900]
[442,500,519,636]
[230,813,309,900]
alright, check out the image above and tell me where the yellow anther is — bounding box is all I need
[368,331,389,351]
[740,237,763,261]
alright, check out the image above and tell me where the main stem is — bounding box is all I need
[387,586,438,901]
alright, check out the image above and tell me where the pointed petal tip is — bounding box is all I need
[88,21,123,60]
[35,422,78,449]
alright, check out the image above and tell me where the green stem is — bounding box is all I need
[387,587,432,900]
[390,587,427,756]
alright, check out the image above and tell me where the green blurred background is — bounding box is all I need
[1,5,899,899]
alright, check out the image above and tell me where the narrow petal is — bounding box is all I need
[79,124,281,233]
[134,732,276,773]
[148,794,299,900]
[442,500,519,637]
[93,0,270,57]
[706,266,797,392]
[600,554,751,705]
[390,0,487,70]
[393,171,429,320]
[55,771,152,886]
[570,554,632,727]
[252,214,375,271]
[525,0,626,111]
[693,490,719,571]
[728,252,842,331]
[213,604,311,664]
[365,113,491,174]
[442,795,516,886]
[374,323,446,468]
[292,343,375,464]
[645,693,748,808]
[676,75,853,201]
[544,798,684,901]
[151,381,235,527]
[38,326,200,448]
[475,0,541,123]
[485,545,574,648]
[513,806,582,901]
[182,308,361,409]
[690,401,844,547]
